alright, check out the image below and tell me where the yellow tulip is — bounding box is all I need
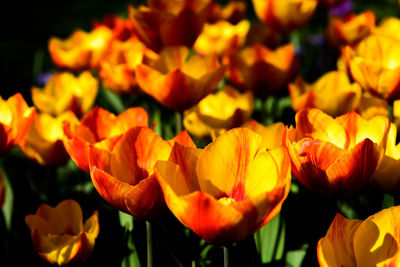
[19,111,79,166]
[155,128,291,245]
[345,34,400,100]
[49,26,113,71]
[183,86,253,139]
[194,20,250,56]
[318,206,400,267]
[25,199,99,266]
[289,71,362,117]
[252,0,318,32]
[32,71,98,117]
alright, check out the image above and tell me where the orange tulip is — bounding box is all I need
[288,71,362,117]
[93,15,135,41]
[371,123,400,194]
[394,100,400,130]
[326,11,375,49]
[19,111,79,166]
[136,46,226,111]
[345,34,400,100]
[284,108,390,196]
[0,93,36,154]
[193,20,250,56]
[252,0,318,32]
[129,0,214,52]
[243,119,285,149]
[318,206,400,267]
[228,43,298,98]
[89,127,195,220]
[155,128,291,245]
[98,37,158,94]
[63,106,149,172]
[31,71,98,117]
[48,26,113,71]
[25,199,99,266]
[183,86,253,139]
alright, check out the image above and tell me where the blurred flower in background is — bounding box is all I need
[183,85,253,139]
[227,43,298,98]
[289,71,362,117]
[0,93,36,155]
[25,199,99,266]
[19,111,78,166]
[136,46,226,111]
[48,26,113,71]
[31,71,98,117]
[252,0,318,32]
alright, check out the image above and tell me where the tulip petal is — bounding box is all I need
[197,128,262,199]
[317,213,361,267]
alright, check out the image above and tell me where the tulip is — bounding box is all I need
[375,17,400,42]
[243,120,285,149]
[318,206,400,267]
[371,123,400,194]
[209,1,247,24]
[193,20,250,56]
[154,128,291,245]
[98,37,158,94]
[92,15,135,41]
[19,111,79,166]
[31,71,98,117]
[25,199,99,266]
[394,99,400,130]
[136,46,226,111]
[289,71,362,117]
[63,106,149,172]
[228,43,297,98]
[252,0,318,32]
[129,0,214,52]
[48,26,113,71]
[355,91,389,120]
[284,108,390,196]
[325,11,375,49]
[183,86,253,139]
[345,34,400,100]
[89,127,195,220]
[0,93,36,154]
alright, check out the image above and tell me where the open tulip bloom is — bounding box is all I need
[284,108,390,196]
[25,199,99,266]
[88,126,196,220]
[154,128,291,245]
[318,206,400,267]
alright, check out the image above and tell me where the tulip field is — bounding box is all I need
[2,0,400,266]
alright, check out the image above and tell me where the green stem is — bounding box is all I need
[175,111,182,133]
[223,246,229,267]
[260,98,267,125]
[146,221,153,267]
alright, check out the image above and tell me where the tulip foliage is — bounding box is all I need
[2,0,400,266]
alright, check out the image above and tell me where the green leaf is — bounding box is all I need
[254,212,285,264]
[119,211,134,232]
[1,170,13,230]
[98,86,125,114]
[121,232,141,267]
[285,244,308,267]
